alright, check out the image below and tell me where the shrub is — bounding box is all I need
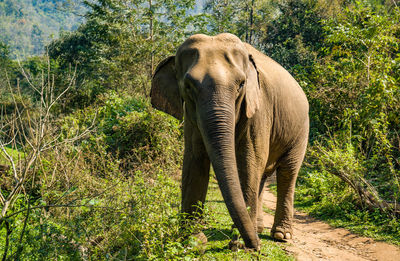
[61,91,183,174]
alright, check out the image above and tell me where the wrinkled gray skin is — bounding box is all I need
[150,33,309,250]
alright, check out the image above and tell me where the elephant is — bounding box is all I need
[150,33,309,250]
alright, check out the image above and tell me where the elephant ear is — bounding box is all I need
[245,54,260,118]
[150,56,183,120]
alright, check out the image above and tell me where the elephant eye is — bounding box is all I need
[238,81,245,90]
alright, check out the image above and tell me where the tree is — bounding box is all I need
[0,0,84,58]
[47,0,205,108]
[260,0,326,71]
[31,24,44,55]
[304,1,400,208]
[0,41,10,66]
[204,0,275,46]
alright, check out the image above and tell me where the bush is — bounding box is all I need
[61,92,183,173]
[0,90,188,259]
[296,137,400,244]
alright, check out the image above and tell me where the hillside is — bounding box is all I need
[0,0,84,58]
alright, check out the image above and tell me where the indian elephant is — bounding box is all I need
[150,33,309,250]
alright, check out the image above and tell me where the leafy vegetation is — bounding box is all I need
[1,0,400,259]
[0,0,84,58]
[0,147,21,164]
[297,1,399,209]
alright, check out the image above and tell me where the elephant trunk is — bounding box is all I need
[197,102,259,249]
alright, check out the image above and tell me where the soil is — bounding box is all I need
[262,186,400,261]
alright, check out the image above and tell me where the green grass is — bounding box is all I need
[0,96,293,260]
[294,193,400,245]
[292,170,400,246]
[0,146,23,165]
[200,179,293,260]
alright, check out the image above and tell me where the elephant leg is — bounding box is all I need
[271,141,307,241]
[181,121,211,219]
[235,130,270,234]
[230,165,260,247]
[244,176,260,233]
[236,154,265,232]
[232,170,259,233]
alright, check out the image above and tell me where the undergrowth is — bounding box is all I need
[201,179,293,260]
[1,92,292,260]
[294,142,400,246]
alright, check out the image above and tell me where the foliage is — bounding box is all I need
[0,41,10,64]
[0,147,22,165]
[2,0,400,259]
[296,142,400,245]
[204,0,276,47]
[0,88,293,259]
[301,1,400,204]
[0,84,183,259]
[61,92,184,173]
[281,0,400,244]
[0,57,80,260]
[260,0,326,71]
[0,0,84,58]
[47,0,208,110]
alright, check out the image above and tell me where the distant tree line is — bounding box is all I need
[0,0,84,58]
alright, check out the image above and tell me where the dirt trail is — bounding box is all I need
[262,187,400,261]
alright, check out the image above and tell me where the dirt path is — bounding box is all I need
[262,187,400,261]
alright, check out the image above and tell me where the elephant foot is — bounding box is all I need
[230,240,261,252]
[271,227,292,242]
[229,227,260,252]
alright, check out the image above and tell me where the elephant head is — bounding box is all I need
[151,33,261,249]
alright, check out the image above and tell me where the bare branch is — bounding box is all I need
[0,55,92,230]
[0,140,18,182]
[48,65,77,110]
[16,60,40,94]
[0,191,5,205]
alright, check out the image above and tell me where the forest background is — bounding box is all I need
[0,0,399,259]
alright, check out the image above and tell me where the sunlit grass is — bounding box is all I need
[0,146,23,165]
[294,170,400,246]
[200,178,293,260]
